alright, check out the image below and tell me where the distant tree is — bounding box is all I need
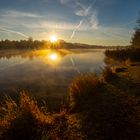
[28,37,33,42]
[131,12,140,47]
[27,37,33,49]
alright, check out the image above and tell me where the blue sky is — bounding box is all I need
[0,0,140,45]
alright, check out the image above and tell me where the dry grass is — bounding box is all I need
[0,92,84,140]
[69,74,104,110]
[101,66,118,82]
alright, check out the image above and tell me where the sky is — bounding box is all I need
[0,0,140,46]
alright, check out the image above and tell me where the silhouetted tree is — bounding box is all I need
[28,37,33,42]
[131,12,140,47]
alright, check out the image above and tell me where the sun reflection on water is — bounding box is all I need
[33,49,71,66]
[46,51,61,66]
[49,53,58,61]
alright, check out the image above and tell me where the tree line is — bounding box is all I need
[0,37,46,50]
[0,38,114,50]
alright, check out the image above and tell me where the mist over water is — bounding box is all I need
[0,49,106,102]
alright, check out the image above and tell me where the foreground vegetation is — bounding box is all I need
[0,92,84,140]
[0,63,139,139]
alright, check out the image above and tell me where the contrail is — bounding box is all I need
[70,19,83,39]
[0,27,28,38]
[70,0,97,40]
[70,0,133,41]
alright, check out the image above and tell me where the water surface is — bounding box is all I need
[0,49,106,107]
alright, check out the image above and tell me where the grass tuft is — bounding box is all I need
[69,74,104,110]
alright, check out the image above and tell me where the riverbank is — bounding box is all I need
[0,48,140,139]
[0,63,139,139]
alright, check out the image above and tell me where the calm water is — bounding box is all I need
[0,49,106,106]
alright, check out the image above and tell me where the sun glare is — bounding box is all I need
[50,36,58,43]
[49,53,58,60]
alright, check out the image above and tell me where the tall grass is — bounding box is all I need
[101,67,118,82]
[69,74,104,110]
[0,92,84,140]
[69,67,117,109]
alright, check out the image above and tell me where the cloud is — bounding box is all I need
[60,0,97,17]
[75,1,92,17]
[75,9,90,17]
[1,10,42,18]
[60,0,71,4]
[89,11,99,29]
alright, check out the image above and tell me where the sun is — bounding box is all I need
[50,35,58,43]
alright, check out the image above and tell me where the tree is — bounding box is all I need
[131,13,140,47]
[28,37,33,42]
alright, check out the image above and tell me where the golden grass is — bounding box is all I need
[0,92,84,140]
[69,74,104,109]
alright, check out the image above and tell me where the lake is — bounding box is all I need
[0,49,106,109]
